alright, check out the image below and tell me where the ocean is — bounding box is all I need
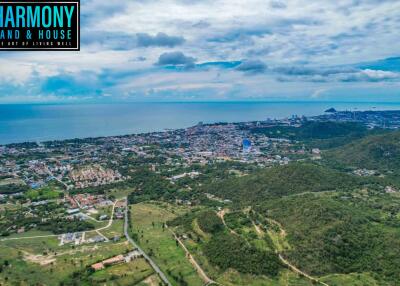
[1,101,400,145]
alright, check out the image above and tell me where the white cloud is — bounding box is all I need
[1,0,400,102]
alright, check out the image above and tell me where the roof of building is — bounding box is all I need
[103,255,124,265]
[91,262,104,270]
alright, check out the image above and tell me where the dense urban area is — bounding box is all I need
[2,109,400,286]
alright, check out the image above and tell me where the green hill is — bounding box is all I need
[202,163,360,204]
[326,130,400,172]
[249,121,371,149]
[296,121,367,140]
[251,121,367,140]
[199,162,400,284]
[260,193,400,284]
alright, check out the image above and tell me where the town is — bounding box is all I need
[2,109,400,204]
[1,109,400,285]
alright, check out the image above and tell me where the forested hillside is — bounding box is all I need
[259,194,400,283]
[249,121,375,149]
[326,131,400,171]
[201,163,361,204]
[198,155,400,284]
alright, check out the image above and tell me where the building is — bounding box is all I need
[91,263,105,271]
[66,208,80,215]
[242,138,252,152]
[125,250,142,262]
[90,250,142,271]
[103,255,125,266]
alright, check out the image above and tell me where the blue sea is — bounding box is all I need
[1,102,400,145]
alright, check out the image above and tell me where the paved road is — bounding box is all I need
[123,199,172,286]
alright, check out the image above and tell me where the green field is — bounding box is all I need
[100,219,125,239]
[25,186,62,201]
[130,202,204,286]
[106,187,135,199]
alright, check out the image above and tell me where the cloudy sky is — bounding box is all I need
[1,0,400,103]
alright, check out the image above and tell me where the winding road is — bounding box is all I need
[278,254,330,286]
[251,216,330,286]
[217,209,238,235]
[168,227,221,286]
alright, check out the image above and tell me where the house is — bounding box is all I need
[170,171,200,181]
[311,148,321,155]
[125,250,142,262]
[114,211,124,219]
[91,251,142,271]
[90,235,105,243]
[103,255,125,266]
[91,262,105,271]
[385,186,397,193]
[66,208,80,215]
[99,214,108,220]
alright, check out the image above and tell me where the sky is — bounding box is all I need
[0,0,400,103]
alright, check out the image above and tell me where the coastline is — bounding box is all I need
[2,101,400,145]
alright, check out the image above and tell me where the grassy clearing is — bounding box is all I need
[89,258,154,285]
[107,187,134,199]
[320,272,380,286]
[25,186,62,201]
[267,228,290,253]
[100,219,125,239]
[135,273,162,286]
[192,218,210,241]
[130,202,204,286]
[217,269,314,286]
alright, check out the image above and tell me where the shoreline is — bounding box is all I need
[2,108,400,146]
[2,103,400,145]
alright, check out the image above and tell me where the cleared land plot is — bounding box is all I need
[0,236,134,285]
[107,187,134,199]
